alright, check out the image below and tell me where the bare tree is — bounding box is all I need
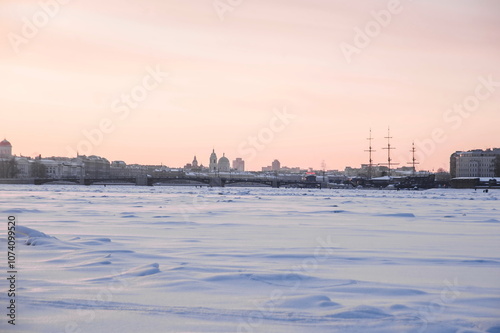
[0,158,19,178]
[494,156,500,177]
[30,161,47,178]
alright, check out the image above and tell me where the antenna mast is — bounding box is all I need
[364,128,376,179]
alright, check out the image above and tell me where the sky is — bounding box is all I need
[1,0,499,171]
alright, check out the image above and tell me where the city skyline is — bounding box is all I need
[2,0,499,171]
[2,136,499,174]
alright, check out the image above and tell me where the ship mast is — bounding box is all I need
[381,127,398,177]
[365,128,376,179]
[408,141,419,175]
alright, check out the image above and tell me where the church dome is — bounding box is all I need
[218,153,230,172]
[218,155,229,163]
[0,139,12,147]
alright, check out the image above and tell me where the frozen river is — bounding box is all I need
[1,185,499,333]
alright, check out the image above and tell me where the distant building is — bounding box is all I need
[12,156,84,179]
[42,157,84,179]
[110,160,128,177]
[60,159,84,178]
[77,155,110,178]
[449,152,461,178]
[209,150,231,173]
[209,149,218,173]
[184,156,201,171]
[41,159,62,178]
[279,166,303,173]
[122,164,149,177]
[218,153,230,172]
[15,157,31,178]
[111,161,126,168]
[0,139,12,158]
[272,159,281,171]
[453,148,500,177]
[232,158,245,172]
[262,159,281,172]
[0,139,17,178]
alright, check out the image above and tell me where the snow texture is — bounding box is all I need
[0,185,499,333]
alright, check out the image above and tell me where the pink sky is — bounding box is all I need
[1,0,499,171]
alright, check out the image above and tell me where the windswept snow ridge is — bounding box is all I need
[0,185,499,332]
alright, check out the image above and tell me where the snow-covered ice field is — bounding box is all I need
[1,185,499,333]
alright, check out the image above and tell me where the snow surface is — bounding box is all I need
[1,185,499,333]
